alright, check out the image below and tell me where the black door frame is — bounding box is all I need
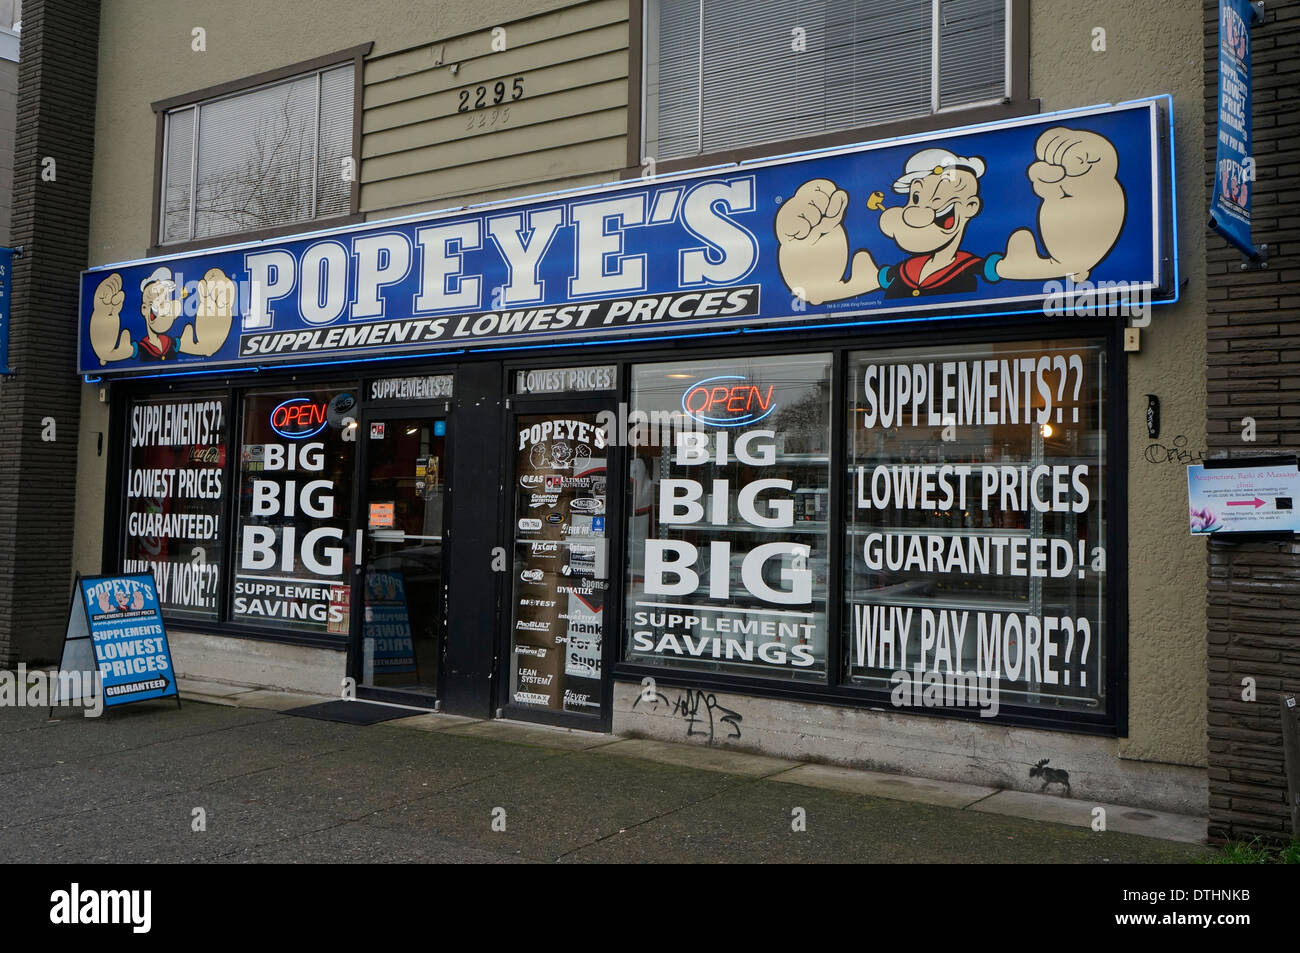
[349,399,454,709]
[496,393,623,732]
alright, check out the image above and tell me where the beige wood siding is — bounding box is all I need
[361,0,628,216]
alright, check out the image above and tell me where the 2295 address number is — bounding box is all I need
[458,77,524,112]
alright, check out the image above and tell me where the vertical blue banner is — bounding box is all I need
[0,247,12,374]
[1210,0,1262,257]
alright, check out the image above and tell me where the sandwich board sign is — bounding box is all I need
[53,573,181,712]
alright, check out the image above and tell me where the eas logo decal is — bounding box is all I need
[326,392,356,428]
[682,376,777,428]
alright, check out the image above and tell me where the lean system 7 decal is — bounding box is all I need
[79,99,1172,376]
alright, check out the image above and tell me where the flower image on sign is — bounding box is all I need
[1187,461,1300,536]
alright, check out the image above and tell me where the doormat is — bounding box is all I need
[282,700,415,725]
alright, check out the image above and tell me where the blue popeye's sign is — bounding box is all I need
[79,98,1174,377]
[78,573,179,707]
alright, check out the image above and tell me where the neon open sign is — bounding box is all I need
[270,397,328,439]
[681,376,777,428]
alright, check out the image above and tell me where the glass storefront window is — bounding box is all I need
[624,354,833,682]
[122,394,228,619]
[231,385,359,635]
[844,340,1107,714]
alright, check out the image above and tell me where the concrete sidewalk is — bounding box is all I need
[0,684,1211,863]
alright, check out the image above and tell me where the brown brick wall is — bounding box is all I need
[0,0,101,665]
[1204,0,1300,843]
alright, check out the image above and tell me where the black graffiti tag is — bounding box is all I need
[1143,434,1206,466]
[632,688,742,743]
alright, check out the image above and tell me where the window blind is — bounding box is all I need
[645,0,1007,162]
[938,0,1006,109]
[160,106,194,245]
[315,65,355,219]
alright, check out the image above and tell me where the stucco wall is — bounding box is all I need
[1028,0,1208,768]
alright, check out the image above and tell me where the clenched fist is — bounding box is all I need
[998,127,1125,282]
[88,272,134,365]
[776,179,879,304]
[181,267,235,357]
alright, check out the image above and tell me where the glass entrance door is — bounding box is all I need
[503,407,613,727]
[358,413,448,701]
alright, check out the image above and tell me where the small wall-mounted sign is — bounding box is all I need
[514,365,616,395]
[1145,394,1160,439]
[369,374,454,401]
[1188,456,1300,536]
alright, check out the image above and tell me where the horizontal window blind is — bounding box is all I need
[193,74,318,240]
[645,0,1007,162]
[160,106,195,245]
[938,0,1006,109]
[316,66,355,220]
[160,65,354,245]
[644,0,702,161]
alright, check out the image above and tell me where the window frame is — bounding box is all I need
[621,352,838,685]
[118,388,233,625]
[626,0,1033,177]
[227,382,362,639]
[148,44,372,257]
[597,320,1128,738]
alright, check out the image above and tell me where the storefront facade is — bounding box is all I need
[61,0,1212,813]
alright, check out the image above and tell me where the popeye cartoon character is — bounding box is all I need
[88,265,235,365]
[776,127,1126,305]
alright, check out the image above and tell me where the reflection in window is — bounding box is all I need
[644,0,1009,160]
[160,65,354,244]
[844,340,1107,714]
[625,354,833,682]
[122,394,228,619]
[231,386,358,635]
